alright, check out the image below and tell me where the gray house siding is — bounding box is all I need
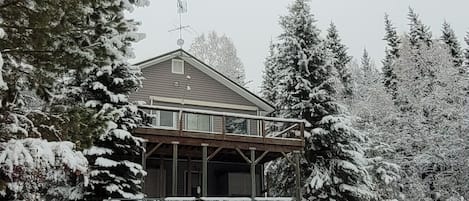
[130,58,257,108]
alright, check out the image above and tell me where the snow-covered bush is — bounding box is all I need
[0,138,88,201]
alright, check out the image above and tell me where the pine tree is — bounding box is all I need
[268,0,376,200]
[441,21,464,69]
[461,32,469,77]
[325,22,353,98]
[267,0,324,195]
[382,14,400,99]
[0,1,114,199]
[361,48,373,74]
[68,1,149,200]
[261,41,279,105]
[408,7,432,48]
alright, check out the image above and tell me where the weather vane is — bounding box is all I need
[169,0,190,49]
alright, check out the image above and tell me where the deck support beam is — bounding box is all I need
[202,143,208,197]
[145,142,163,159]
[250,147,256,199]
[294,150,301,201]
[141,142,147,190]
[172,141,179,196]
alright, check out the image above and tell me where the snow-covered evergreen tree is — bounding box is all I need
[0,138,88,201]
[360,48,374,74]
[464,32,469,74]
[1,0,149,200]
[348,60,402,200]
[267,0,376,200]
[61,1,149,200]
[325,23,352,98]
[266,0,324,194]
[391,37,468,200]
[261,41,279,105]
[441,21,463,68]
[408,8,432,48]
[189,31,247,85]
[382,14,400,99]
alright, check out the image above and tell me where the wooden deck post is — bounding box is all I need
[172,141,179,196]
[294,150,301,201]
[178,110,183,136]
[300,122,305,140]
[141,142,147,191]
[221,116,226,135]
[250,147,256,200]
[187,157,192,196]
[261,120,266,138]
[201,143,208,197]
[159,155,165,197]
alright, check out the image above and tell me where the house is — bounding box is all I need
[130,49,305,200]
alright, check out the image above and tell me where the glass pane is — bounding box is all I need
[226,117,248,134]
[186,113,198,130]
[198,114,210,132]
[186,113,211,132]
[159,111,174,127]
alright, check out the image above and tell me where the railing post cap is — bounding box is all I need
[171,141,180,145]
[249,147,256,150]
[201,143,209,146]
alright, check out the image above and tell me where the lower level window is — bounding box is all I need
[186,113,212,132]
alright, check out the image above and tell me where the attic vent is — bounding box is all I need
[171,59,184,74]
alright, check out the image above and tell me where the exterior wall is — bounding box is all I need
[130,58,257,108]
[145,157,263,197]
[130,58,263,135]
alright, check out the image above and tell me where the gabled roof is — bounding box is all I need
[134,49,275,113]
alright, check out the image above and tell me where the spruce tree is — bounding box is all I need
[267,0,323,195]
[261,41,279,105]
[408,7,432,48]
[441,21,464,69]
[325,22,353,98]
[68,1,149,200]
[268,0,376,200]
[382,14,400,99]
[361,48,373,74]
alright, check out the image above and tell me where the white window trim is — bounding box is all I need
[150,99,178,130]
[171,59,185,74]
[153,110,178,130]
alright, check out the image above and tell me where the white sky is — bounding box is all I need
[127,0,469,94]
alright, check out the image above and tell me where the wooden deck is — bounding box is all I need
[135,105,306,163]
[135,105,305,199]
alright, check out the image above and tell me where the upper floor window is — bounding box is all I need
[172,59,184,74]
[185,113,212,132]
[225,117,249,135]
[151,110,177,129]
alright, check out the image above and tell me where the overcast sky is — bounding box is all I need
[127,0,469,94]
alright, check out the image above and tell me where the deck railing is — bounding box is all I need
[137,105,308,141]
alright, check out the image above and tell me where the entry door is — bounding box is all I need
[184,171,201,196]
